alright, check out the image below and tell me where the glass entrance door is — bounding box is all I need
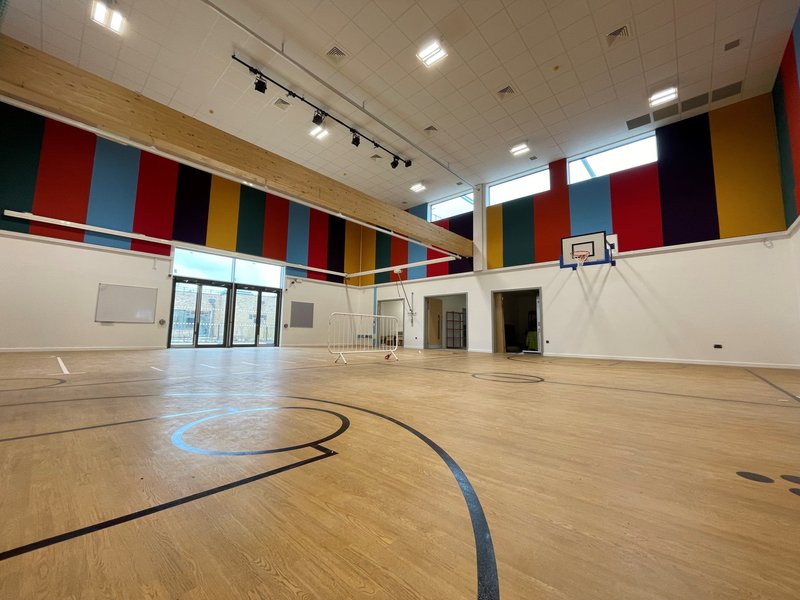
[259,291,279,346]
[170,282,199,347]
[232,288,259,346]
[197,285,229,346]
[169,280,230,348]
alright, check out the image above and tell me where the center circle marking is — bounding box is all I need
[472,372,544,383]
[172,406,349,456]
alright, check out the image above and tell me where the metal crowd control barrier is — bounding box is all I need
[328,312,399,364]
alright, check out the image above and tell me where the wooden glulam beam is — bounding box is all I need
[0,35,473,258]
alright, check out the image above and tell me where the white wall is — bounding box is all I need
[0,233,173,351]
[377,234,800,367]
[280,278,369,346]
[378,299,405,332]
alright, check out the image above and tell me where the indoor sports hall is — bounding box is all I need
[1,1,799,599]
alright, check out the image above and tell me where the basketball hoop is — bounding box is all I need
[572,250,590,268]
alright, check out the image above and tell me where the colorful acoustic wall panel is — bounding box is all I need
[773,9,800,227]
[0,101,363,284]
[486,94,787,269]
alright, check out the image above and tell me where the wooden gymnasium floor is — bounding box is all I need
[0,348,799,600]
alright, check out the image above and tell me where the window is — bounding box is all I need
[429,192,473,221]
[173,249,282,288]
[568,135,657,184]
[488,169,550,206]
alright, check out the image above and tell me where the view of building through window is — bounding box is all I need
[488,169,550,205]
[429,192,474,221]
[568,136,657,184]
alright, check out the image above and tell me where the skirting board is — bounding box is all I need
[542,351,800,370]
[0,346,167,353]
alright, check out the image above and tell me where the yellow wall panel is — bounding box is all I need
[359,226,376,286]
[344,221,362,286]
[710,94,785,238]
[206,176,240,250]
[486,204,504,269]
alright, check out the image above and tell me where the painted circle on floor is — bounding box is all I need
[172,405,349,456]
[0,377,66,392]
[472,372,544,383]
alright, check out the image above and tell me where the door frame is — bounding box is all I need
[491,287,543,354]
[167,277,233,348]
[423,293,468,350]
[229,284,282,347]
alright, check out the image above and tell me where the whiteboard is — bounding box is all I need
[95,284,158,323]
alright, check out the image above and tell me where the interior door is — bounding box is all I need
[493,292,505,353]
[427,298,443,348]
[536,292,543,355]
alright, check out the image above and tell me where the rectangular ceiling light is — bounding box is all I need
[410,183,426,193]
[417,41,447,67]
[510,142,530,156]
[309,125,328,140]
[649,86,678,107]
[91,1,124,34]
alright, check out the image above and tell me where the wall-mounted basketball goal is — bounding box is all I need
[559,231,617,270]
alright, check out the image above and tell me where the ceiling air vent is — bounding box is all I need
[724,39,741,52]
[370,154,382,161]
[497,85,516,101]
[606,24,631,48]
[711,81,742,102]
[325,45,349,66]
[626,114,651,130]
[681,93,709,112]
[652,104,679,121]
[272,97,291,111]
[424,125,439,135]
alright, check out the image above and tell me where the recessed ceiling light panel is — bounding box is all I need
[91,1,124,34]
[649,86,678,107]
[309,125,328,140]
[410,183,426,193]
[417,41,448,67]
[510,142,530,156]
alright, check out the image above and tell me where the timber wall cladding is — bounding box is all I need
[0,101,365,283]
[486,94,787,269]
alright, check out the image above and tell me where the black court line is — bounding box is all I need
[0,377,66,392]
[0,408,227,444]
[0,450,335,562]
[0,393,162,409]
[297,396,499,600]
[543,379,799,409]
[744,369,800,404]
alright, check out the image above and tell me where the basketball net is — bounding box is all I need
[572,250,590,268]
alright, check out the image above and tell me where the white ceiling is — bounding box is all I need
[3,0,799,210]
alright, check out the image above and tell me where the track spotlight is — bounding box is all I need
[351,130,360,147]
[404,159,412,168]
[391,156,399,169]
[312,110,326,126]
[254,78,266,94]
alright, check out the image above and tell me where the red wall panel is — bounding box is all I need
[263,193,289,261]
[610,162,663,251]
[533,158,570,262]
[390,234,408,280]
[780,37,800,213]
[427,218,450,277]
[131,151,179,255]
[30,119,96,241]
[307,209,329,281]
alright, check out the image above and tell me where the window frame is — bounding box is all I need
[567,133,657,185]
[428,191,474,222]
[486,167,551,206]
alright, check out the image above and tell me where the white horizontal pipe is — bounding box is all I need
[345,255,455,279]
[3,210,346,277]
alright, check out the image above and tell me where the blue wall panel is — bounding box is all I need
[285,202,310,277]
[569,176,612,236]
[84,138,141,249]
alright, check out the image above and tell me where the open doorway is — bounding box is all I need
[492,289,542,354]
[377,299,405,347]
[425,294,467,350]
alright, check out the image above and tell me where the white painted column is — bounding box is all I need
[472,183,486,272]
